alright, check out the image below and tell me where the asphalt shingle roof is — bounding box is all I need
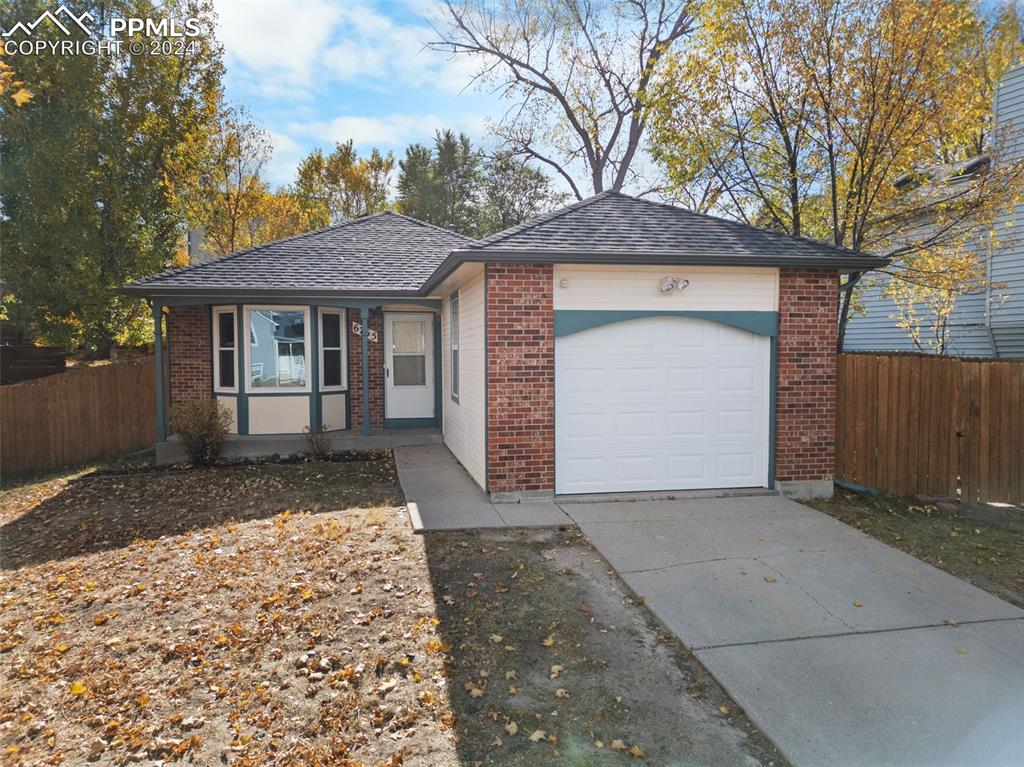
[125,212,474,295]
[457,191,887,269]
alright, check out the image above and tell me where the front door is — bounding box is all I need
[383,312,435,422]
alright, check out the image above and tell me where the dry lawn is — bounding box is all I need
[1,456,781,767]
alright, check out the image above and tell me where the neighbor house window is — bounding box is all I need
[213,307,237,392]
[450,292,459,402]
[245,306,310,391]
[320,309,346,391]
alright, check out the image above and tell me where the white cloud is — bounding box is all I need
[214,0,479,96]
[213,0,344,95]
[266,130,305,187]
[288,113,448,149]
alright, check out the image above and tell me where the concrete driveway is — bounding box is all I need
[565,496,1024,767]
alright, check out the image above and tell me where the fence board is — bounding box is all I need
[1,357,155,474]
[837,353,1023,504]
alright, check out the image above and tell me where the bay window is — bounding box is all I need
[245,306,310,391]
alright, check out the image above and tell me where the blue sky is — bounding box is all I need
[213,0,501,187]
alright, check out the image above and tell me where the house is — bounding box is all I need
[123,192,886,500]
[843,65,1024,358]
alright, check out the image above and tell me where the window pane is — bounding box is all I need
[322,312,341,348]
[393,355,426,386]
[392,320,425,354]
[219,349,235,388]
[323,350,342,387]
[249,310,307,388]
[452,349,459,396]
[451,298,459,346]
[218,312,235,348]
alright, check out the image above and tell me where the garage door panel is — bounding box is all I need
[617,367,657,393]
[556,316,769,494]
[615,410,659,439]
[718,409,758,436]
[666,411,706,438]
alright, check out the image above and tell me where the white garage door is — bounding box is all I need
[555,316,770,495]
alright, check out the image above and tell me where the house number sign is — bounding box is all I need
[350,321,379,342]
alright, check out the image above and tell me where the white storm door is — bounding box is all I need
[384,313,435,420]
[555,316,770,495]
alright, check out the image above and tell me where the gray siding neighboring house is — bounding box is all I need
[844,65,1024,358]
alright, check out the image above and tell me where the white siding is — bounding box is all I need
[553,265,778,311]
[442,269,486,489]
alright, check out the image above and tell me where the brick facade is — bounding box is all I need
[486,263,555,493]
[775,268,838,482]
[348,308,385,430]
[167,305,211,409]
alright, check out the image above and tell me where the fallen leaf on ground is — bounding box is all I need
[529,730,546,742]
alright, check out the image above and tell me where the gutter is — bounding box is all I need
[420,248,890,295]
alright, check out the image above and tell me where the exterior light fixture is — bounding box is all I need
[660,277,690,293]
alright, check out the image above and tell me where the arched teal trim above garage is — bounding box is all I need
[553,309,779,338]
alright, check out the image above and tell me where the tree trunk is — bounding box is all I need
[836,272,860,351]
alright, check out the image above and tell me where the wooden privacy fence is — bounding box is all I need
[1,357,155,474]
[836,353,1024,505]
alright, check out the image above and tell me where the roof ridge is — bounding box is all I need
[620,193,866,259]
[384,210,479,243]
[133,211,471,286]
[468,191,615,249]
[134,216,376,284]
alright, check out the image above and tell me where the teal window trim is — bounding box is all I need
[433,311,442,424]
[235,304,249,435]
[310,305,320,431]
[553,309,779,338]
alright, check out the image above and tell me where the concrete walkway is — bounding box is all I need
[393,444,571,531]
[566,496,1024,767]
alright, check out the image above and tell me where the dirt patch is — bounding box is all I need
[424,528,784,766]
[1,458,782,766]
[807,491,1024,608]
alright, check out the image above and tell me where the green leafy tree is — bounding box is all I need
[0,0,223,354]
[397,143,437,222]
[479,154,567,234]
[433,129,482,233]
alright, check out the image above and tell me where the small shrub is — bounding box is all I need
[304,423,331,460]
[171,399,233,466]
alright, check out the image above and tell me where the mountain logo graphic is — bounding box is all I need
[3,5,94,37]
